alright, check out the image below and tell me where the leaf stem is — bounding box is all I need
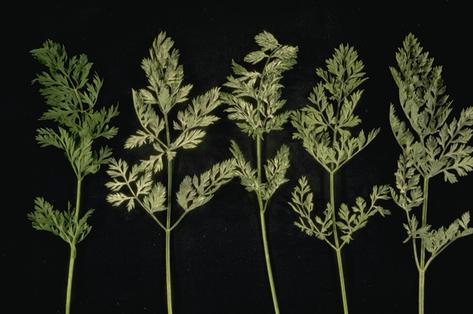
[405,212,421,271]
[330,172,349,314]
[144,207,167,231]
[325,239,338,251]
[169,211,189,232]
[418,268,425,314]
[257,135,263,182]
[165,228,172,314]
[418,177,429,314]
[412,227,421,271]
[256,136,280,314]
[262,199,269,214]
[164,114,174,314]
[335,248,348,314]
[74,177,82,223]
[65,176,82,314]
[259,209,280,314]
[65,244,76,314]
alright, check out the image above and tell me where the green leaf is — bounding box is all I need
[106,158,153,211]
[174,88,221,131]
[263,145,290,200]
[107,192,136,211]
[229,140,259,192]
[75,209,94,243]
[140,31,189,115]
[337,185,391,246]
[131,89,165,139]
[143,183,167,213]
[28,197,72,243]
[28,197,94,244]
[176,159,235,211]
[292,44,375,172]
[171,87,221,152]
[125,130,156,149]
[31,40,118,179]
[224,94,262,139]
[390,152,424,214]
[106,33,230,231]
[244,51,268,64]
[459,211,470,229]
[140,152,165,174]
[390,34,473,180]
[171,129,207,150]
[420,212,473,259]
[289,177,333,241]
[36,127,66,149]
[391,34,473,273]
[254,31,279,51]
[223,31,297,139]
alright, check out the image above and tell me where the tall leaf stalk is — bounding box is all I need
[106,32,235,314]
[289,44,390,314]
[222,31,298,313]
[28,41,119,314]
[390,34,473,314]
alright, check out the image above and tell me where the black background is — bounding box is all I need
[3,1,473,313]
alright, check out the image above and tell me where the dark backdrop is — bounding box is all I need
[3,1,473,314]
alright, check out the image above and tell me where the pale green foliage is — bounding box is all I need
[290,45,389,249]
[139,32,193,116]
[289,177,333,241]
[32,40,118,179]
[29,40,118,243]
[224,31,295,212]
[291,44,379,173]
[336,185,390,245]
[106,33,232,314]
[122,32,220,174]
[229,140,259,192]
[176,159,235,211]
[390,153,424,212]
[390,34,473,183]
[143,183,167,214]
[229,140,291,200]
[126,32,218,162]
[106,159,158,212]
[105,32,233,230]
[404,212,473,267]
[222,31,298,139]
[229,140,290,211]
[28,198,93,245]
[290,178,390,249]
[263,144,290,200]
[222,32,294,311]
[390,34,473,268]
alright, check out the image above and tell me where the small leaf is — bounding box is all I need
[254,31,279,51]
[229,140,258,192]
[244,51,267,64]
[143,183,167,213]
[263,145,290,201]
[176,159,235,212]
